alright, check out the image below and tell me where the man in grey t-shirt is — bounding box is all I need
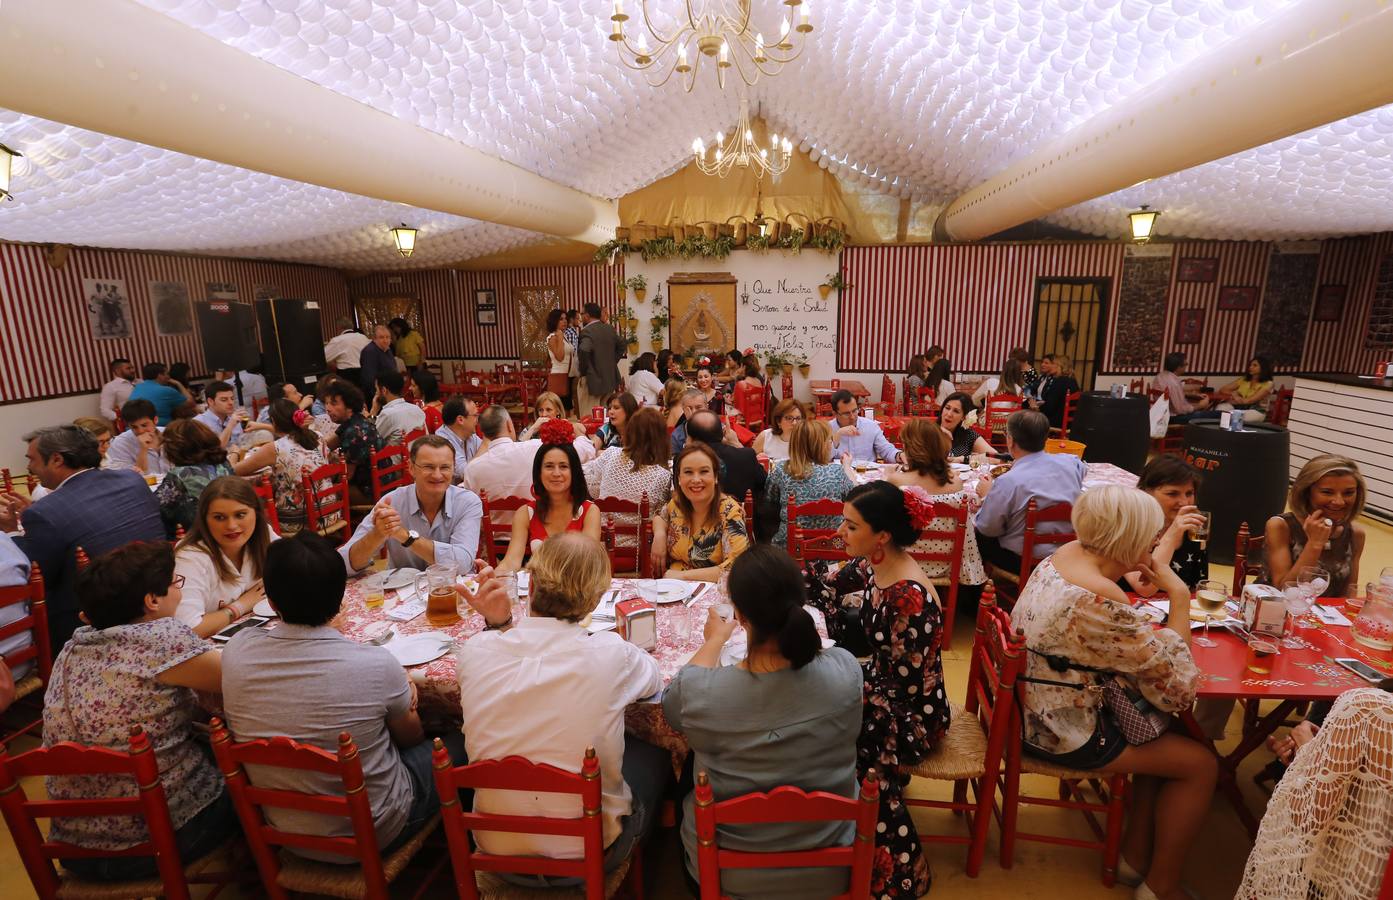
[221,533,464,860]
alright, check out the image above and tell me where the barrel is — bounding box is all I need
[1069,391,1150,474]
[1184,421,1290,565]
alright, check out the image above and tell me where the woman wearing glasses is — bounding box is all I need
[753,399,807,462]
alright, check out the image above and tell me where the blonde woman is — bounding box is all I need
[519,390,586,440]
[764,419,854,547]
[1263,454,1366,597]
[752,398,806,462]
[1013,486,1214,900]
[662,378,688,430]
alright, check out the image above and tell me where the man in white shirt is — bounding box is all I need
[464,405,595,527]
[322,318,371,385]
[194,380,273,448]
[98,358,137,421]
[372,370,427,446]
[105,399,172,475]
[435,398,482,484]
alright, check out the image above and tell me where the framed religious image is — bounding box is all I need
[668,272,737,362]
[1217,285,1259,311]
[1176,257,1219,283]
[1174,307,1204,345]
[474,288,497,326]
[1313,284,1347,322]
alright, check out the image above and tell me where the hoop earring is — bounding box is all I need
[870,545,886,566]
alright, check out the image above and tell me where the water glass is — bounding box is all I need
[1191,510,1211,549]
[1281,579,1314,648]
[668,604,694,643]
[1296,565,1331,600]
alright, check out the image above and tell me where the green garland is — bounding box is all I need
[594,226,845,265]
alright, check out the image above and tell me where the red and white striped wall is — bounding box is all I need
[0,242,349,404]
[1155,241,1271,373]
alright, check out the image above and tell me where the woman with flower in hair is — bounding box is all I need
[694,365,725,416]
[804,480,950,900]
[235,398,328,529]
[495,418,601,575]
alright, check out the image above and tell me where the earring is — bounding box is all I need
[870,544,886,565]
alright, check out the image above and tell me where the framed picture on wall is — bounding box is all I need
[474,288,497,326]
[1314,284,1347,322]
[1174,307,1204,345]
[1176,257,1219,283]
[1217,285,1259,311]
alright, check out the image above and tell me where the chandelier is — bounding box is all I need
[692,100,792,179]
[608,0,814,92]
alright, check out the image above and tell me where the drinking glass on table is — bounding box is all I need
[1281,578,1315,648]
[1192,579,1228,648]
[1246,634,1279,674]
[1190,510,1211,550]
[362,572,386,610]
[1296,565,1331,601]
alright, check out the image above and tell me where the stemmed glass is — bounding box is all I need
[1192,579,1228,648]
[1295,565,1331,603]
[1281,578,1315,649]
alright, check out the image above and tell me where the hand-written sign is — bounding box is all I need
[741,271,838,371]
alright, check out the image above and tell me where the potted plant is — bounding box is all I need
[763,349,788,377]
[819,271,849,299]
[649,309,669,351]
[615,277,627,302]
[627,274,648,302]
[796,353,811,377]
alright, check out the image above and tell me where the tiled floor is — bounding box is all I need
[3,516,1389,899]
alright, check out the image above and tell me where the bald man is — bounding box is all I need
[359,324,398,396]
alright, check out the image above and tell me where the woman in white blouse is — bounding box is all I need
[173,476,277,638]
[971,354,1029,405]
[583,407,672,546]
[752,398,806,461]
[626,352,666,408]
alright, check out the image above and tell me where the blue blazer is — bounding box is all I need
[15,468,165,654]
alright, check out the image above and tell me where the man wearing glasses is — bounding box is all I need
[827,390,902,464]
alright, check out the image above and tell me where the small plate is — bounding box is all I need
[649,579,692,604]
[253,599,277,618]
[949,462,971,472]
[380,568,419,590]
[386,633,451,667]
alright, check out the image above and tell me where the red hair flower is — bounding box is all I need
[537,417,575,447]
[900,485,937,531]
[291,409,310,427]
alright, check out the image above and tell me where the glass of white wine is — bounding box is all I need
[1193,579,1228,648]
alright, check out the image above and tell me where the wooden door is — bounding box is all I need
[1030,278,1110,390]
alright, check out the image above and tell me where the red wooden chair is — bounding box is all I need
[982,393,1022,434]
[252,474,282,536]
[907,583,1025,877]
[302,463,351,544]
[781,372,794,401]
[905,502,968,649]
[733,381,771,431]
[906,387,936,419]
[1127,378,1145,394]
[1052,390,1083,441]
[251,397,268,421]
[693,770,879,900]
[0,725,238,899]
[1232,520,1266,596]
[478,493,530,563]
[0,563,50,745]
[2,467,38,496]
[787,496,849,563]
[210,718,442,900]
[370,443,411,501]
[430,743,639,899]
[596,494,651,577]
[1265,387,1293,426]
[1379,844,1393,900]
[1018,499,1076,585]
[401,428,427,447]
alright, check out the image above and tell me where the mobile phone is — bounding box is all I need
[1334,657,1386,684]
[211,615,270,643]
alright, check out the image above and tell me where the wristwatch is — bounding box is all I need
[401,529,420,548]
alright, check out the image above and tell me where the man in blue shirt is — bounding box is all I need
[358,325,398,398]
[827,390,901,464]
[195,380,272,447]
[435,398,482,484]
[128,362,190,426]
[974,409,1086,574]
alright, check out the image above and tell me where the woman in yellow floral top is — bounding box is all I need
[1012,485,1215,900]
[650,442,748,581]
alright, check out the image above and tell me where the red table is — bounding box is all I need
[809,379,871,400]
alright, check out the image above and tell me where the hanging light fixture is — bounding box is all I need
[390,224,418,258]
[691,98,792,180]
[1128,205,1159,243]
[0,143,22,202]
[609,0,814,92]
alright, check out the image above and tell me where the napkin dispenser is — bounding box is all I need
[615,597,657,651]
[1241,584,1286,637]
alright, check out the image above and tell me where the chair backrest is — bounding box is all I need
[742,489,755,528]
[1019,499,1076,584]
[1127,378,1145,394]
[1232,520,1267,595]
[370,442,411,500]
[0,562,50,687]
[302,462,351,540]
[983,393,1022,432]
[401,428,426,447]
[1379,844,1393,900]
[693,771,880,900]
[1266,387,1294,426]
[595,493,651,578]
[787,496,849,563]
[252,474,282,536]
[1059,390,1083,438]
[881,374,895,404]
[431,742,606,900]
[734,381,769,429]
[478,493,531,563]
[781,372,794,400]
[0,726,191,900]
[906,502,969,647]
[209,718,389,893]
[964,583,1027,796]
[907,386,936,418]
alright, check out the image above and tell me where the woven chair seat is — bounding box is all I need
[987,563,1019,585]
[55,838,241,900]
[909,703,987,781]
[472,856,631,898]
[274,815,440,900]
[1019,754,1111,782]
[13,673,42,701]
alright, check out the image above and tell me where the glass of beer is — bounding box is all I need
[418,564,460,627]
[362,572,386,610]
[1191,509,1211,550]
[1246,635,1279,674]
[1193,579,1228,648]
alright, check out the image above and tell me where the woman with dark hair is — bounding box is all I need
[905,354,929,395]
[626,351,664,408]
[388,317,425,372]
[805,480,949,899]
[718,348,744,386]
[1213,355,1275,425]
[694,367,725,416]
[655,348,678,382]
[584,406,672,548]
[650,442,749,580]
[1012,347,1040,398]
[238,398,328,529]
[664,545,863,898]
[155,419,235,536]
[592,391,639,452]
[972,353,1028,405]
[496,419,601,575]
[173,476,277,638]
[937,391,994,461]
[753,398,806,461]
[412,369,445,432]
[546,308,575,410]
[924,357,956,405]
[1124,455,1209,593]
[41,541,237,881]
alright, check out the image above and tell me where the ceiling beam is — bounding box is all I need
[0,0,618,245]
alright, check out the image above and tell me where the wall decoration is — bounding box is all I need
[1313,284,1347,322]
[474,287,498,326]
[1174,307,1204,345]
[1255,251,1319,368]
[253,284,281,302]
[1365,255,1393,350]
[1217,285,1259,311]
[149,280,193,336]
[1111,255,1171,370]
[1176,257,1219,283]
[669,274,737,361]
[206,282,238,301]
[82,278,133,340]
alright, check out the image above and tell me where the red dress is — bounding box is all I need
[424,404,443,434]
[526,499,594,552]
[731,378,768,428]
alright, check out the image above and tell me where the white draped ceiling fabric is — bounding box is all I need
[0,0,1390,270]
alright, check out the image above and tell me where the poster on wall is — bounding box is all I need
[1313,284,1346,322]
[149,281,193,336]
[1217,285,1258,311]
[207,282,238,302]
[1174,307,1205,344]
[475,288,498,326]
[669,275,737,360]
[82,278,133,340]
[1176,257,1219,283]
[253,284,281,302]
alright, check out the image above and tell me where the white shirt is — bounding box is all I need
[323,330,372,370]
[173,534,277,628]
[756,429,790,461]
[99,377,135,419]
[971,377,1000,405]
[236,371,268,404]
[626,369,665,408]
[456,617,661,858]
[105,428,172,475]
[463,436,596,526]
[373,397,426,445]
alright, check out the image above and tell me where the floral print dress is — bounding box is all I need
[765,460,853,547]
[909,485,987,585]
[661,494,749,572]
[806,557,950,899]
[156,462,233,536]
[271,435,327,527]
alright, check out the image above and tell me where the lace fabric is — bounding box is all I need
[1236,688,1393,899]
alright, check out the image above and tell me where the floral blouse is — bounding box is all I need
[661,494,749,573]
[156,462,234,536]
[272,435,327,522]
[42,617,224,850]
[765,460,853,547]
[583,447,671,548]
[336,413,382,494]
[1013,558,1199,755]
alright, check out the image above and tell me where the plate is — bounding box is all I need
[253,599,277,618]
[648,579,692,604]
[949,463,971,472]
[386,633,451,667]
[380,568,419,590]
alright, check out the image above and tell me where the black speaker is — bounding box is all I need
[256,298,328,381]
[196,300,260,372]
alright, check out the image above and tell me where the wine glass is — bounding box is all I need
[1378,566,1393,589]
[1295,565,1331,605]
[1192,579,1228,648]
[1281,578,1315,649]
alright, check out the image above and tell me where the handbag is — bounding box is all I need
[1023,650,1171,745]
